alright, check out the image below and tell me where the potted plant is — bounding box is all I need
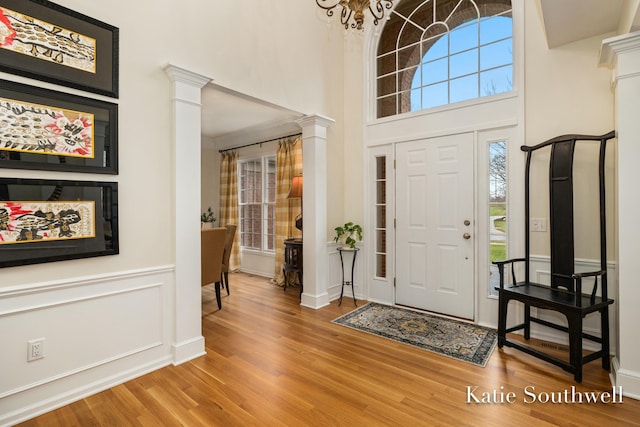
[333,221,363,249]
[201,207,216,229]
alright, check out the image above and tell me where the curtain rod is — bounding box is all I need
[218,132,302,153]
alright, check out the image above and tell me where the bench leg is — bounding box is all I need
[601,307,611,371]
[524,303,531,340]
[567,314,583,383]
[497,293,508,348]
[298,272,303,301]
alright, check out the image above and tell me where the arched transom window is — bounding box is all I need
[376,0,513,118]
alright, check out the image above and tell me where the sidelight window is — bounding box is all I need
[489,140,507,296]
[375,156,387,278]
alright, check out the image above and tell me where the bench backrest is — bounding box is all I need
[522,131,615,294]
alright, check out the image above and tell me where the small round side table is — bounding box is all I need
[337,247,359,306]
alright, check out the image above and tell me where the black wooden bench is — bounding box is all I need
[494,131,615,382]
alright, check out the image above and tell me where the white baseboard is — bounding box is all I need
[172,336,206,365]
[611,357,640,400]
[1,356,172,427]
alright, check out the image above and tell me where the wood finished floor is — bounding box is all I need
[19,273,640,426]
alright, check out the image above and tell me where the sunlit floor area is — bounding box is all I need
[19,273,640,426]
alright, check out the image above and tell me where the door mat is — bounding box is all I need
[332,302,497,367]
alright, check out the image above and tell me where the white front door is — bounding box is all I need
[395,133,474,319]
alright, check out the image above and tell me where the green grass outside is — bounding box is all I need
[490,204,507,233]
[494,219,506,233]
[490,241,506,262]
[490,204,507,261]
[490,205,506,216]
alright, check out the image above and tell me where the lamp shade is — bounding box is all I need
[287,176,303,199]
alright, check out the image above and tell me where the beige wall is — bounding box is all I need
[0,0,346,287]
[524,0,616,260]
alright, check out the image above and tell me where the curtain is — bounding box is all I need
[219,151,240,271]
[273,137,303,285]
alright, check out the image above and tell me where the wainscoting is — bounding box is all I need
[0,266,176,426]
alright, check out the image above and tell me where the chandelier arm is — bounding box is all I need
[369,1,394,26]
[317,0,394,30]
[316,0,340,16]
[369,3,384,24]
[341,7,354,29]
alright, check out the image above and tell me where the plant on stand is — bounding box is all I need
[201,207,216,229]
[333,221,363,249]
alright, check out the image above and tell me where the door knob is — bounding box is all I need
[463,232,471,240]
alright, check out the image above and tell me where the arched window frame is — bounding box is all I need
[375,0,514,118]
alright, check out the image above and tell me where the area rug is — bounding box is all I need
[332,302,497,367]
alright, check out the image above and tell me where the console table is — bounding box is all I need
[283,238,303,299]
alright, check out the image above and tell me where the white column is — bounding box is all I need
[600,31,640,398]
[296,115,335,309]
[164,64,211,364]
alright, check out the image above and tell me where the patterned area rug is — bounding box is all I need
[332,302,497,367]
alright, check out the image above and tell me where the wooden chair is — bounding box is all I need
[201,227,226,309]
[493,131,615,382]
[221,224,237,295]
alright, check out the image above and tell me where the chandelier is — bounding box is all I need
[316,0,395,30]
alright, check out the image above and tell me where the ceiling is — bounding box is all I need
[200,83,303,145]
[539,0,626,48]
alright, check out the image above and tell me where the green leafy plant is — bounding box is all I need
[201,206,216,224]
[333,222,363,249]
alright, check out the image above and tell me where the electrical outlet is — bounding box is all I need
[27,338,45,362]
[531,218,547,232]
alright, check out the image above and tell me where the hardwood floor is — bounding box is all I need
[19,273,640,426]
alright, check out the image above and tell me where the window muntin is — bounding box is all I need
[376,0,513,118]
[239,156,276,252]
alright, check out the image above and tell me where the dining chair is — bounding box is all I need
[221,224,237,295]
[201,227,226,309]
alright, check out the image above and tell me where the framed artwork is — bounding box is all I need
[0,0,119,97]
[0,177,118,267]
[0,79,118,174]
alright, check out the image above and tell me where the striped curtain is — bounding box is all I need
[219,151,240,271]
[273,137,303,285]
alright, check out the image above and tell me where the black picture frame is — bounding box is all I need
[0,79,118,174]
[0,0,119,98]
[0,178,118,268]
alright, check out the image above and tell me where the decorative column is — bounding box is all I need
[600,31,640,398]
[296,115,335,309]
[164,64,211,364]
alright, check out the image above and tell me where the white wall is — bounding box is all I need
[0,1,346,424]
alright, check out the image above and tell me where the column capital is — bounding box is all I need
[164,63,212,89]
[296,114,335,131]
[600,31,640,83]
